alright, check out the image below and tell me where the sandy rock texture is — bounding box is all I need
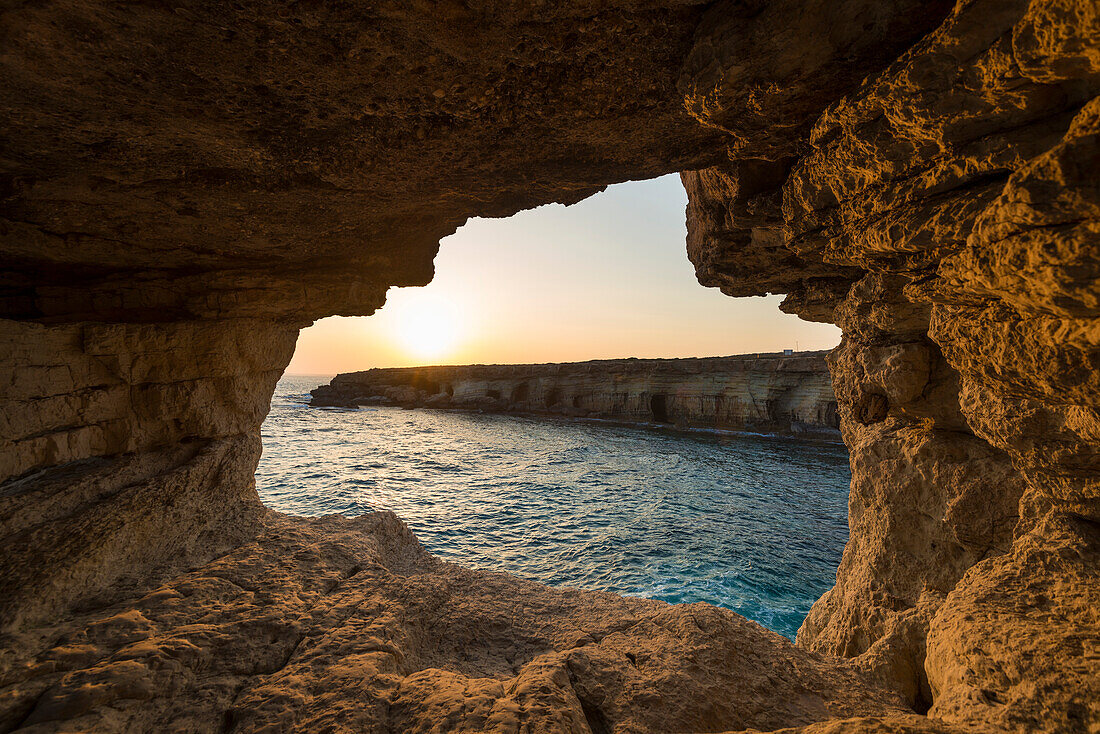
[310,352,839,437]
[0,318,297,632]
[0,512,912,733]
[1,0,1097,731]
[684,0,1099,727]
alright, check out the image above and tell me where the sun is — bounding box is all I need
[387,292,462,361]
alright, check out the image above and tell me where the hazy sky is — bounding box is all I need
[286,174,840,375]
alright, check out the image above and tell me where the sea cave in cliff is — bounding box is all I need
[2,0,1098,732]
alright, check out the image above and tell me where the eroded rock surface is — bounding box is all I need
[0,512,911,733]
[310,352,839,437]
[684,0,1099,727]
[0,318,297,632]
[1,0,1097,731]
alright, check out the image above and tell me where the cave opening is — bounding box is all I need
[260,176,848,648]
[411,376,441,395]
[544,387,561,408]
[649,393,670,423]
[282,175,839,377]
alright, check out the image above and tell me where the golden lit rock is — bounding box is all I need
[1,0,1097,731]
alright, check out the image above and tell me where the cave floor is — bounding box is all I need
[0,511,958,733]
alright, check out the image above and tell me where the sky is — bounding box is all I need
[286,174,840,375]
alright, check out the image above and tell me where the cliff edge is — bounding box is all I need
[309,352,840,438]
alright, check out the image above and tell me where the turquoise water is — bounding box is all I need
[257,375,850,639]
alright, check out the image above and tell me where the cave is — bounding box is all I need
[1,0,1097,732]
[510,382,530,403]
[649,394,671,423]
[410,376,441,396]
[544,387,562,409]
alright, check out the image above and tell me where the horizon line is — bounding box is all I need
[284,348,829,376]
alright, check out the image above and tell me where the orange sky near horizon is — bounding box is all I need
[285,175,841,376]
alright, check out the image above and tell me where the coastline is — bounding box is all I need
[309,351,841,440]
[312,400,845,444]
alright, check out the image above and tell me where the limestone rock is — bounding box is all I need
[0,512,909,733]
[0,317,297,631]
[925,507,1100,733]
[684,0,1099,725]
[1,0,1098,730]
[310,352,840,437]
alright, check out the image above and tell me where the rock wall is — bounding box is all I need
[0,0,731,636]
[683,0,1100,727]
[309,352,839,437]
[1,0,1097,731]
[0,317,298,632]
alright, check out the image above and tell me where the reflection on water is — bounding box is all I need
[257,375,850,639]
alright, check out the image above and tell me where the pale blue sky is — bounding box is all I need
[287,174,840,374]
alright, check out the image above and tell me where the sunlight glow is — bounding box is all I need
[385,291,463,360]
[284,175,841,375]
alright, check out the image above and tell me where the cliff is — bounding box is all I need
[309,352,840,437]
[1,0,1097,732]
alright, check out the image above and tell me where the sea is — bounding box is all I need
[256,374,851,640]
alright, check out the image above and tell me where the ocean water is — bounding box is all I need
[257,375,851,640]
